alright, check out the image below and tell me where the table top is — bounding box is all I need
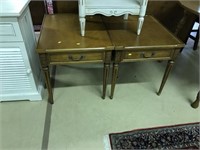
[37,14,113,53]
[103,15,184,50]
[179,1,200,15]
[0,0,30,17]
[37,13,184,53]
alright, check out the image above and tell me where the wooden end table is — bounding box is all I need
[102,15,184,98]
[36,14,113,104]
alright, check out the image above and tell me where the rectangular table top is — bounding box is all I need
[37,13,113,53]
[103,15,184,50]
[37,13,184,53]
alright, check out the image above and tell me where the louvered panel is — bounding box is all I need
[1,84,31,88]
[1,82,30,85]
[0,47,32,94]
[0,69,27,73]
[0,59,24,62]
[0,64,25,67]
[0,76,29,79]
[0,54,22,57]
[1,81,30,86]
[0,70,27,74]
[1,81,29,86]
[0,64,24,67]
[1,85,31,89]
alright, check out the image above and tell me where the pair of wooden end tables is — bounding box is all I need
[36,14,184,104]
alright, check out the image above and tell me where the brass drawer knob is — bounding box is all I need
[68,55,85,61]
[140,52,155,58]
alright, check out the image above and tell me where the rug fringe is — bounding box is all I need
[103,135,111,150]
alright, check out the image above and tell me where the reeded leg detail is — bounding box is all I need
[137,16,144,35]
[191,92,199,108]
[157,60,174,96]
[79,17,85,36]
[110,63,119,99]
[102,63,110,99]
[123,14,128,20]
[43,67,54,104]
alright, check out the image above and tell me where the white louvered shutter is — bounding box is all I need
[0,43,37,100]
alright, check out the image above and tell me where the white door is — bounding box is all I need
[0,42,40,101]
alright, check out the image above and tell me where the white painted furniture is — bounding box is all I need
[0,0,43,101]
[78,0,148,36]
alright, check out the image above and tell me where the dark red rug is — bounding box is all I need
[109,122,200,149]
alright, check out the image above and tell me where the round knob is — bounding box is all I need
[26,69,32,75]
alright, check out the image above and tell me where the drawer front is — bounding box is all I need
[49,52,104,63]
[0,22,23,42]
[124,50,172,60]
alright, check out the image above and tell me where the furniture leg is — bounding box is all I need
[191,92,199,108]
[137,16,144,35]
[110,63,119,99]
[79,17,86,36]
[50,65,57,88]
[102,63,110,99]
[43,67,54,104]
[157,60,174,95]
[193,26,199,50]
[123,14,128,20]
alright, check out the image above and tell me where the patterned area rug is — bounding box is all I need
[109,122,200,149]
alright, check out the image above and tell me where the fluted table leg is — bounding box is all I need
[157,60,174,95]
[102,63,110,99]
[43,67,54,104]
[110,63,119,99]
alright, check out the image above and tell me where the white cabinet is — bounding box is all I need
[0,1,43,101]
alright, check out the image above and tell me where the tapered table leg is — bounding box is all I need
[102,63,110,99]
[43,67,54,104]
[157,60,174,95]
[191,92,199,108]
[193,27,199,50]
[110,63,119,99]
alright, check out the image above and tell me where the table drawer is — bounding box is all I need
[49,52,104,63]
[124,50,172,60]
[0,22,23,42]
